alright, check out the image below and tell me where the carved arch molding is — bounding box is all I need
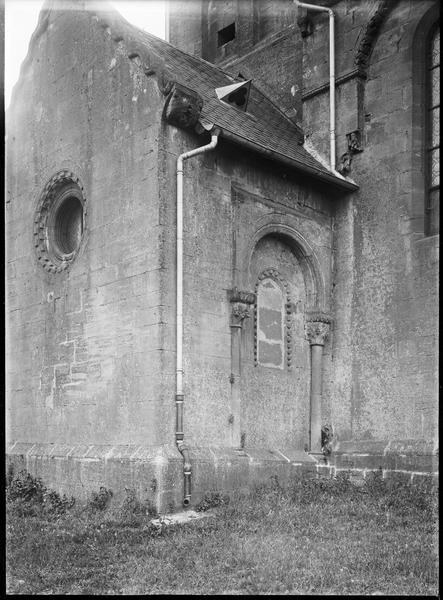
[354,0,399,78]
[243,223,327,314]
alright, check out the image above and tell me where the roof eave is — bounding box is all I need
[217,128,359,192]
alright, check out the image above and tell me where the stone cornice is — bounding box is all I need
[302,69,365,102]
[218,24,296,71]
[305,311,332,324]
[228,287,256,305]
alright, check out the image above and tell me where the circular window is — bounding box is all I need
[34,171,86,273]
[54,196,83,255]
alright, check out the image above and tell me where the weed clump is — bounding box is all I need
[87,486,113,511]
[284,468,437,517]
[214,470,437,522]
[5,467,438,595]
[6,468,75,517]
[195,491,230,512]
[7,470,46,503]
[364,469,437,516]
[116,488,158,525]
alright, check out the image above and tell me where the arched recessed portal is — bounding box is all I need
[242,223,326,312]
[240,233,311,450]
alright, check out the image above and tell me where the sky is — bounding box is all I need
[5,0,166,109]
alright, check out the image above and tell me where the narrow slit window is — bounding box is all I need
[218,22,236,47]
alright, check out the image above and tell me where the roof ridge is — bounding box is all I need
[134,29,303,132]
[101,9,304,138]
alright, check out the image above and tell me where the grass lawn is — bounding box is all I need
[6,470,438,595]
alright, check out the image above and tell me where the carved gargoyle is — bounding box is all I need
[163,83,203,129]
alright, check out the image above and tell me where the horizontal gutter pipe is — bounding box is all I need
[176,131,219,506]
[294,0,336,170]
[218,128,357,191]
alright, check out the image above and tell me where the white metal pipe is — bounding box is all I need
[294,0,336,170]
[175,131,219,505]
[176,132,219,398]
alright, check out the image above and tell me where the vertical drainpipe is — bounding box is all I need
[294,0,336,170]
[164,0,170,42]
[176,130,219,506]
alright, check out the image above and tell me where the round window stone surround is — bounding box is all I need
[34,170,86,273]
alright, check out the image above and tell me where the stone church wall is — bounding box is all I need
[6,0,438,509]
[159,124,339,451]
[310,0,438,448]
[6,7,182,505]
[167,0,439,477]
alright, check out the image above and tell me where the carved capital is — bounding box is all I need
[305,320,330,346]
[231,302,251,326]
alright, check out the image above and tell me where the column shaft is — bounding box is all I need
[230,324,242,446]
[310,343,324,453]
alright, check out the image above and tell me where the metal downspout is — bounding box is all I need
[294,0,336,170]
[176,131,219,506]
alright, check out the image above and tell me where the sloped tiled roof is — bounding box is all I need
[142,30,357,190]
[24,2,358,191]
